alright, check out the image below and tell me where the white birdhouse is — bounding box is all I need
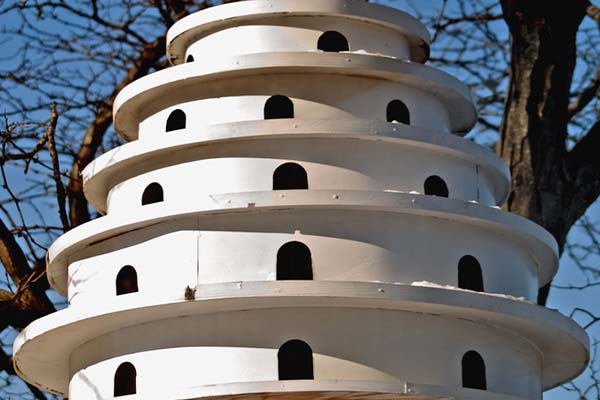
[13,1,589,399]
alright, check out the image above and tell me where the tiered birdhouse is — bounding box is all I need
[14,1,588,399]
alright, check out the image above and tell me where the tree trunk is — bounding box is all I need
[498,0,590,304]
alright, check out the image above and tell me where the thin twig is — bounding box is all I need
[45,103,68,232]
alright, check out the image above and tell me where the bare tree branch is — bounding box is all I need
[44,103,68,232]
[568,5,600,119]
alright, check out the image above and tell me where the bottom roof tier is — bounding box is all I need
[13,282,588,399]
[73,377,528,400]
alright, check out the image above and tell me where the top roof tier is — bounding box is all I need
[166,0,432,65]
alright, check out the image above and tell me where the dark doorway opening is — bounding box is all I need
[166,109,186,132]
[116,265,138,296]
[386,100,410,125]
[114,362,137,396]
[318,31,350,52]
[458,255,484,292]
[141,182,164,205]
[462,351,487,390]
[273,163,308,190]
[278,339,314,380]
[277,241,313,280]
[264,95,294,119]
[424,175,449,198]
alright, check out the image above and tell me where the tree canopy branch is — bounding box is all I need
[566,121,600,223]
[568,4,600,119]
[66,36,167,227]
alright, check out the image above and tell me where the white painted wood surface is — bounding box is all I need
[83,120,510,214]
[45,191,558,297]
[14,282,588,396]
[166,0,431,64]
[12,1,589,399]
[113,53,476,141]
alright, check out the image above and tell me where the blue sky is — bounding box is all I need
[1,1,598,398]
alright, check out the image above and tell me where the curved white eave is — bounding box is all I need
[13,282,589,395]
[166,0,431,65]
[151,380,526,400]
[113,52,477,141]
[45,191,557,296]
[82,119,510,214]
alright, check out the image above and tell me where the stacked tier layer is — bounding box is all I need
[14,1,588,400]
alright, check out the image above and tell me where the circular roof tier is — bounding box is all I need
[171,381,527,400]
[166,0,431,65]
[46,191,557,297]
[13,282,588,396]
[83,119,510,214]
[113,52,477,141]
